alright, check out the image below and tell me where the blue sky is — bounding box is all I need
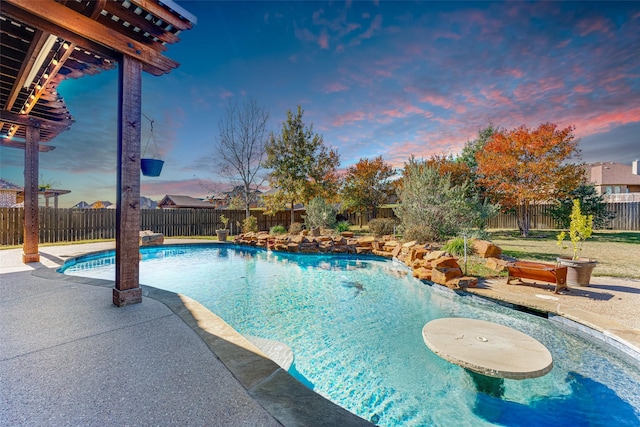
[1,1,639,207]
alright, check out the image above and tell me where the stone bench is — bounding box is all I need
[506,260,568,293]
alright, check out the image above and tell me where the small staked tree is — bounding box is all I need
[263,106,340,225]
[476,122,585,237]
[340,156,396,221]
[215,98,270,218]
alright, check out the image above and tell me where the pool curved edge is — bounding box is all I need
[32,265,373,427]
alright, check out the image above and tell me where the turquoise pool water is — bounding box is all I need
[61,244,640,426]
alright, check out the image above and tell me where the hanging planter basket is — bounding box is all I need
[140,114,164,177]
[141,158,164,177]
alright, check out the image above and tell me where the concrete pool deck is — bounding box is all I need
[0,240,371,427]
[1,240,639,425]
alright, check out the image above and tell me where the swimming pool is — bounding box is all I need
[60,244,640,426]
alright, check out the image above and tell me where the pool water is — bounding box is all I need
[61,245,640,426]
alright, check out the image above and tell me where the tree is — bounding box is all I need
[215,98,270,218]
[339,156,396,220]
[456,123,498,200]
[476,122,585,237]
[457,123,498,172]
[263,106,340,225]
[393,157,485,242]
[549,183,615,229]
[426,153,473,192]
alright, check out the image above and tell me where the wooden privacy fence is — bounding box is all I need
[344,203,640,231]
[1,203,638,246]
[0,208,303,246]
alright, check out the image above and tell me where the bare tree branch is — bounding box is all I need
[215,98,270,217]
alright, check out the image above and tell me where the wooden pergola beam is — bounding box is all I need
[4,29,49,110]
[0,109,72,131]
[0,140,55,152]
[3,0,179,76]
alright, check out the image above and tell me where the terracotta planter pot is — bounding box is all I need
[557,257,597,286]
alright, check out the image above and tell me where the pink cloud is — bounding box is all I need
[219,90,233,100]
[576,17,612,37]
[573,85,592,94]
[574,106,640,137]
[332,110,369,127]
[318,30,329,49]
[504,68,524,78]
[324,82,349,93]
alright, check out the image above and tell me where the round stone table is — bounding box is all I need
[422,318,553,380]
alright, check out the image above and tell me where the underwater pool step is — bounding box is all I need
[246,335,294,371]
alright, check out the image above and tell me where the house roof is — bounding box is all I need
[159,195,216,208]
[0,0,196,146]
[0,178,22,191]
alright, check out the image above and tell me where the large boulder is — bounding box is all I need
[139,230,163,246]
[432,267,463,285]
[485,257,509,272]
[473,240,502,258]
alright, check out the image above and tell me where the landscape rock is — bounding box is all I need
[473,239,502,258]
[486,257,509,272]
[139,230,164,246]
[432,267,463,285]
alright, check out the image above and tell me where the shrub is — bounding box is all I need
[334,221,351,233]
[304,197,337,229]
[394,157,489,242]
[242,216,258,233]
[442,237,475,257]
[368,218,397,237]
[289,222,303,234]
[270,224,287,235]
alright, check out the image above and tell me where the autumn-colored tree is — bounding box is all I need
[340,156,396,220]
[426,153,472,190]
[476,122,585,237]
[263,106,340,225]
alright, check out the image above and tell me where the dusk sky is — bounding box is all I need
[1,1,639,207]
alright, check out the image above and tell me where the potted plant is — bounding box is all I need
[216,214,230,242]
[556,199,597,286]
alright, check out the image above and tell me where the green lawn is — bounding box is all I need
[488,229,640,279]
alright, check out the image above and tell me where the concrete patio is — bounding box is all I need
[0,241,371,426]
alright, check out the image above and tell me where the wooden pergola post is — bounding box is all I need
[113,55,142,307]
[23,123,40,263]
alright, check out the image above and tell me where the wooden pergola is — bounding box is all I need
[0,0,196,306]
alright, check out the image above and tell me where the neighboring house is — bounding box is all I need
[0,179,22,207]
[587,161,640,200]
[72,201,91,209]
[140,196,158,209]
[158,195,217,209]
[1,179,71,208]
[206,192,228,208]
[90,200,113,209]
[73,197,156,209]
[206,186,263,209]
